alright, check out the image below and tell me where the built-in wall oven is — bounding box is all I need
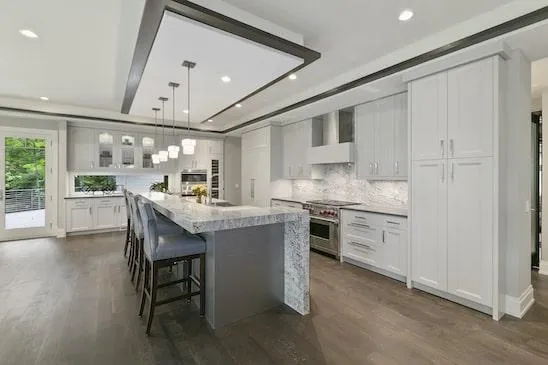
[304,200,359,259]
[180,169,207,196]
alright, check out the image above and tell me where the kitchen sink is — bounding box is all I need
[209,201,236,207]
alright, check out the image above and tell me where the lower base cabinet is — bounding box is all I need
[66,197,127,233]
[341,210,407,279]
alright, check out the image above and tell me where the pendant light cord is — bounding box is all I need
[172,85,175,136]
[187,65,190,134]
[161,99,166,145]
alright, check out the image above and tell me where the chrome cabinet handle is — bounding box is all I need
[395,161,399,175]
[440,139,445,157]
[349,223,370,229]
[369,162,373,175]
[349,241,373,250]
[386,220,400,225]
[354,216,367,220]
[451,162,455,181]
[89,207,92,215]
[450,139,454,157]
[441,164,445,183]
[382,230,386,243]
[375,162,379,175]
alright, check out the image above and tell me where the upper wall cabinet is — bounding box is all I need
[282,119,323,179]
[355,93,408,180]
[410,57,494,161]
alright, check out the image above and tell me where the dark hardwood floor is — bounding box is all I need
[1,232,548,364]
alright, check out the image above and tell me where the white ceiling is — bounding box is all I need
[0,0,145,110]
[129,11,302,124]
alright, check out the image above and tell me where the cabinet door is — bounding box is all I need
[375,96,395,177]
[93,199,118,229]
[355,102,376,179]
[282,123,295,179]
[253,147,270,207]
[411,160,447,291]
[410,73,448,161]
[68,128,93,170]
[241,149,253,205]
[66,200,93,232]
[141,135,156,169]
[447,158,493,306]
[119,134,136,168]
[97,132,115,168]
[383,228,408,276]
[118,203,128,228]
[447,58,494,158]
[393,93,408,178]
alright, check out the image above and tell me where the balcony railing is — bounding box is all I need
[5,188,45,213]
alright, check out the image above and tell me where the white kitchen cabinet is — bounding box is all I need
[241,126,282,207]
[410,72,448,161]
[271,199,303,209]
[447,58,494,158]
[282,119,322,179]
[66,199,93,232]
[66,197,126,233]
[341,209,408,280]
[93,198,118,229]
[383,224,408,277]
[411,160,448,291]
[447,158,493,306]
[179,139,210,170]
[355,93,408,180]
[68,127,94,170]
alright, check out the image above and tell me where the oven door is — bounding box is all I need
[310,217,339,257]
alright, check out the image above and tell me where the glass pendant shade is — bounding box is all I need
[181,138,196,155]
[168,149,179,159]
[152,154,161,164]
[159,150,168,162]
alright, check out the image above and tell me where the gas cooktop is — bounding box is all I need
[306,200,359,207]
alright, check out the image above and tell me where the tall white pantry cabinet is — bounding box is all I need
[409,56,505,318]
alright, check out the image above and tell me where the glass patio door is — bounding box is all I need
[0,129,54,241]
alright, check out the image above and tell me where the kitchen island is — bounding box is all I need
[137,192,310,329]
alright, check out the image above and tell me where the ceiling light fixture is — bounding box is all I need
[221,76,231,83]
[181,60,197,155]
[40,96,49,101]
[398,9,414,21]
[235,103,242,108]
[19,29,38,38]
[168,81,180,159]
[288,74,297,80]
[207,119,213,122]
[151,107,161,165]
[158,97,169,162]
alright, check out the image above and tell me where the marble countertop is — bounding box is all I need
[340,204,408,217]
[137,192,308,234]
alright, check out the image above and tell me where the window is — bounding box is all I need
[73,175,165,194]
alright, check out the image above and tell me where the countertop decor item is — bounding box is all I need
[191,184,207,203]
[149,181,167,193]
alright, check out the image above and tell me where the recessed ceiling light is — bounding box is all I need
[183,109,189,114]
[19,29,38,38]
[235,103,242,108]
[288,74,297,80]
[398,9,413,21]
[207,119,213,122]
[221,76,231,83]
[40,96,49,101]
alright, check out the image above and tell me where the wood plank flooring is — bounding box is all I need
[1,232,548,364]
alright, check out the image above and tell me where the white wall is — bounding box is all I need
[502,51,533,305]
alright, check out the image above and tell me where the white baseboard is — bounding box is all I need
[539,260,548,276]
[505,285,535,318]
[57,228,66,238]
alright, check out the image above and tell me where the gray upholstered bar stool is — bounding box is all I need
[122,189,132,259]
[127,192,182,288]
[137,198,206,336]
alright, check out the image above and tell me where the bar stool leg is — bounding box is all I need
[200,253,206,317]
[138,259,149,317]
[186,260,192,303]
[135,243,144,291]
[131,238,140,284]
[145,261,159,335]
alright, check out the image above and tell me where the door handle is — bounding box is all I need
[395,161,399,174]
[440,140,445,157]
[382,230,386,243]
[451,162,455,181]
[89,207,92,215]
[450,139,454,157]
[441,164,445,183]
[375,162,379,175]
[369,162,373,175]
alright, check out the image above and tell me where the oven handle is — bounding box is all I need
[310,217,338,225]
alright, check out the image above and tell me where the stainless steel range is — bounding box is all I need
[303,200,359,258]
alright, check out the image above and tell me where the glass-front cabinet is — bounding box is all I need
[142,136,155,169]
[120,134,136,168]
[98,132,114,168]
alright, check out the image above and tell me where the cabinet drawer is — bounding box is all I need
[342,210,383,227]
[382,216,407,231]
[343,223,378,245]
[67,199,90,207]
[342,236,380,266]
[271,200,302,209]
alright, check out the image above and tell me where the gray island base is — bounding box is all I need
[137,192,310,329]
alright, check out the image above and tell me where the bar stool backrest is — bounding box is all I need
[128,193,144,240]
[137,199,159,260]
[122,188,131,221]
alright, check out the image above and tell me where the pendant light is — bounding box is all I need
[151,107,161,165]
[158,96,169,162]
[167,81,180,159]
[181,60,196,155]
